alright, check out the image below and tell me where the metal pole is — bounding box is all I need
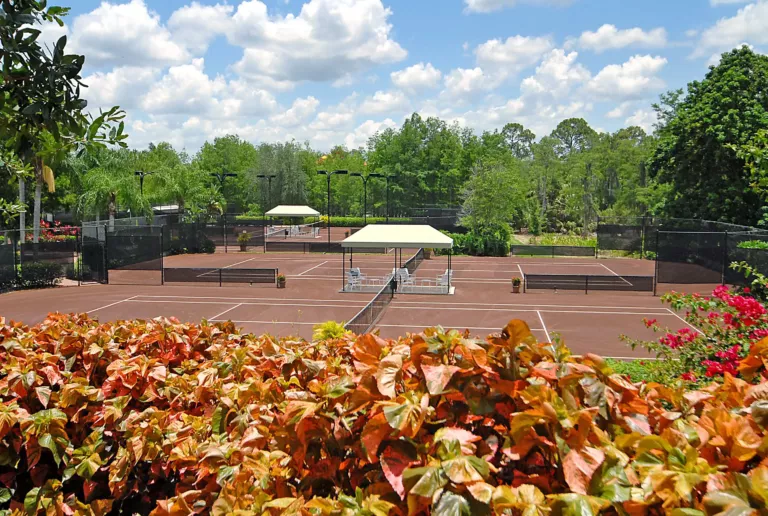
[448,250,451,293]
[653,230,660,296]
[386,176,390,223]
[363,179,368,225]
[585,275,588,295]
[327,175,331,252]
[722,231,728,285]
[160,225,165,286]
[342,248,345,291]
[219,268,222,287]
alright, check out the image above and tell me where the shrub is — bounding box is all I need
[1,315,768,513]
[437,224,511,257]
[529,233,597,247]
[236,231,251,245]
[737,239,768,250]
[17,261,62,289]
[312,216,413,227]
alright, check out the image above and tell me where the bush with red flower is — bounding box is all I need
[624,262,768,383]
[38,219,79,242]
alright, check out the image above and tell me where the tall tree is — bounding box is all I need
[0,0,126,241]
[649,46,768,225]
[501,123,536,159]
[549,118,597,157]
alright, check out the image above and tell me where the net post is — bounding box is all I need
[77,231,82,287]
[721,231,728,285]
[585,275,589,295]
[653,230,660,296]
[219,268,222,287]
[224,216,228,254]
[551,245,555,258]
[160,226,165,286]
[103,225,109,284]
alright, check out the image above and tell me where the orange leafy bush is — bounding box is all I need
[0,314,768,514]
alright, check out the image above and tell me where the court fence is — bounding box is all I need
[163,267,277,286]
[344,281,396,335]
[510,245,596,258]
[524,274,655,294]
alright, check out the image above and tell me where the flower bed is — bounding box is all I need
[0,314,766,514]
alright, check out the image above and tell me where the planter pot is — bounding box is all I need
[240,244,248,252]
[512,285,521,294]
[277,280,286,289]
[424,250,432,259]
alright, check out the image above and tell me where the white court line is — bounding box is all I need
[221,257,260,269]
[309,264,606,273]
[600,263,633,286]
[298,261,328,276]
[130,294,669,311]
[387,306,673,316]
[665,308,704,334]
[87,295,138,313]
[536,311,552,343]
[377,323,545,331]
[123,299,366,309]
[213,319,320,325]
[209,303,242,321]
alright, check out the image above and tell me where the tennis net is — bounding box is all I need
[266,222,321,239]
[524,274,655,293]
[403,248,425,275]
[344,281,395,335]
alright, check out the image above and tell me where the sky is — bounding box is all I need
[39,0,768,153]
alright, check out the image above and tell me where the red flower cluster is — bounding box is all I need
[713,285,766,326]
[643,318,658,328]
[659,328,697,349]
[39,219,79,242]
[701,345,742,377]
[681,371,697,382]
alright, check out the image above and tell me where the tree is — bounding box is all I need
[460,160,524,230]
[649,46,768,225]
[76,149,148,228]
[194,135,258,212]
[501,123,536,159]
[549,118,597,157]
[0,0,127,241]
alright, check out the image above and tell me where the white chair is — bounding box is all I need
[437,270,453,286]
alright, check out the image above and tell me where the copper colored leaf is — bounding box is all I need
[433,490,471,516]
[375,354,403,399]
[380,442,417,499]
[361,413,392,463]
[563,447,605,495]
[502,319,533,347]
[434,427,482,455]
[421,363,461,395]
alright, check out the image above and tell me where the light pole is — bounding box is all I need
[383,174,392,222]
[317,169,348,250]
[134,170,154,196]
[256,174,277,211]
[349,172,384,225]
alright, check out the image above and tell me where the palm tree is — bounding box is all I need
[154,163,208,219]
[75,148,150,229]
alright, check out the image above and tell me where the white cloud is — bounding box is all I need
[521,49,590,99]
[310,95,360,131]
[140,59,277,118]
[585,55,667,100]
[696,2,768,57]
[230,0,406,85]
[82,67,160,110]
[168,2,233,54]
[68,0,189,68]
[475,35,553,73]
[344,119,397,149]
[625,109,657,133]
[270,97,320,127]
[391,63,442,93]
[605,102,633,119]
[359,90,410,115]
[577,24,667,53]
[442,67,498,99]
[464,0,573,13]
[710,0,750,5]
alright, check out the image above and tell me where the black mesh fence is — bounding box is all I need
[524,274,654,293]
[80,236,107,284]
[106,232,163,285]
[511,245,596,257]
[597,224,644,253]
[0,242,16,292]
[344,281,395,335]
[163,267,277,286]
[725,233,768,286]
[656,231,726,284]
[404,249,425,274]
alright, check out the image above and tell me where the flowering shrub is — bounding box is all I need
[624,262,768,383]
[38,220,79,242]
[0,314,768,514]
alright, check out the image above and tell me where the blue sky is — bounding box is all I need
[42,0,768,152]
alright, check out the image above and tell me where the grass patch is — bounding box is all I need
[606,358,678,383]
[528,233,597,247]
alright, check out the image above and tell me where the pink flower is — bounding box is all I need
[681,372,697,382]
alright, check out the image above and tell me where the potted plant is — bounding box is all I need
[344,230,350,238]
[424,248,432,259]
[512,276,522,293]
[277,273,286,289]
[237,231,251,252]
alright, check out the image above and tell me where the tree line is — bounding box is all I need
[2,1,768,237]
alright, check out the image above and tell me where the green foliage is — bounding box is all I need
[440,224,511,257]
[236,231,251,245]
[17,262,62,289]
[312,321,349,341]
[460,162,525,231]
[528,233,597,247]
[737,240,768,250]
[64,258,90,281]
[649,46,768,225]
[604,359,675,384]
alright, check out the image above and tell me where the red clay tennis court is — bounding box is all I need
[0,251,704,358]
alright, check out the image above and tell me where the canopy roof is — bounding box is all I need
[265,205,320,217]
[341,225,453,249]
